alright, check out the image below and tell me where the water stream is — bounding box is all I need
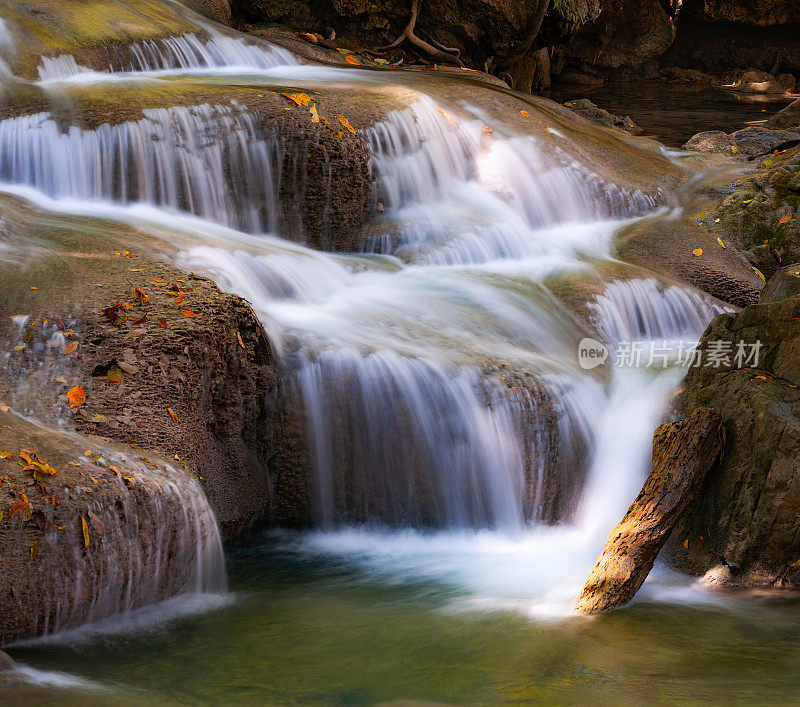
[0,3,785,702]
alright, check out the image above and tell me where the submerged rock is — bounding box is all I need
[575,407,725,614]
[684,126,800,160]
[562,99,642,135]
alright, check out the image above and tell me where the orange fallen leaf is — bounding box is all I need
[132,314,147,325]
[281,92,314,107]
[167,408,180,423]
[683,538,689,548]
[157,318,167,328]
[308,105,320,123]
[67,385,86,409]
[692,248,703,256]
[236,331,245,349]
[183,309,196,319]
[133,288,148,306]
[779,212,795,225]
[296,31,318,44]
[63,341,78,355]
[30,286,38,290]
[520,110,529,118]
[0,450,12,460]
[175,293,185,304]
[345,55,360,65]
[336,114,356,134]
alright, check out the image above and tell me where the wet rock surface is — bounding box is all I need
[0,410,225,645]
[0,197,309,539]
[615,216,763,308]
[576,407,724,613]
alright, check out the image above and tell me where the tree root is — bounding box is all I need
[375,0,463,66]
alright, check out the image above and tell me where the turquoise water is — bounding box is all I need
[5,533,800,705]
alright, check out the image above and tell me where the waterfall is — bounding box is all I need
[34,452,227,639]
[589,277,731,343]
[362,98,657,264]
[0,0,732,629]
[0,105,285,233]
[37,32,297,80]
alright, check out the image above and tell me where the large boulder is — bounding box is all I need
[767,99,800,132]
[564,0,676,69]
[669,285,800,586]
[0,411,226,645]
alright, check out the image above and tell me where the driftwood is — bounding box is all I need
[575,407,725,614]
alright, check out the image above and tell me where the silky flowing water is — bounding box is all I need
[0,3,795,702]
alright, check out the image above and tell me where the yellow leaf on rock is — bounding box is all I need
[716,237,726,248]
[751,266,766,281]
[281,92,314,107]
[309,105,320,123]
[692,248,703,256]
[81,516,89,547]
[520,110,529,118]
[335,114,356,134]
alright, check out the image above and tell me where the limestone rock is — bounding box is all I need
[670,292,800,586]
[575,407,725,614]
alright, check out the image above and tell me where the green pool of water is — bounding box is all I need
[5,535,800,705]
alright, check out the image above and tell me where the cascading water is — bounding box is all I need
[37,32,297,80]
[0,0,731,646]
[0,105,284,233]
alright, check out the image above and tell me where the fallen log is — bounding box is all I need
[575,407,725,614]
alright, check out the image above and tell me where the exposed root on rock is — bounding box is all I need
[375,0,463,66]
